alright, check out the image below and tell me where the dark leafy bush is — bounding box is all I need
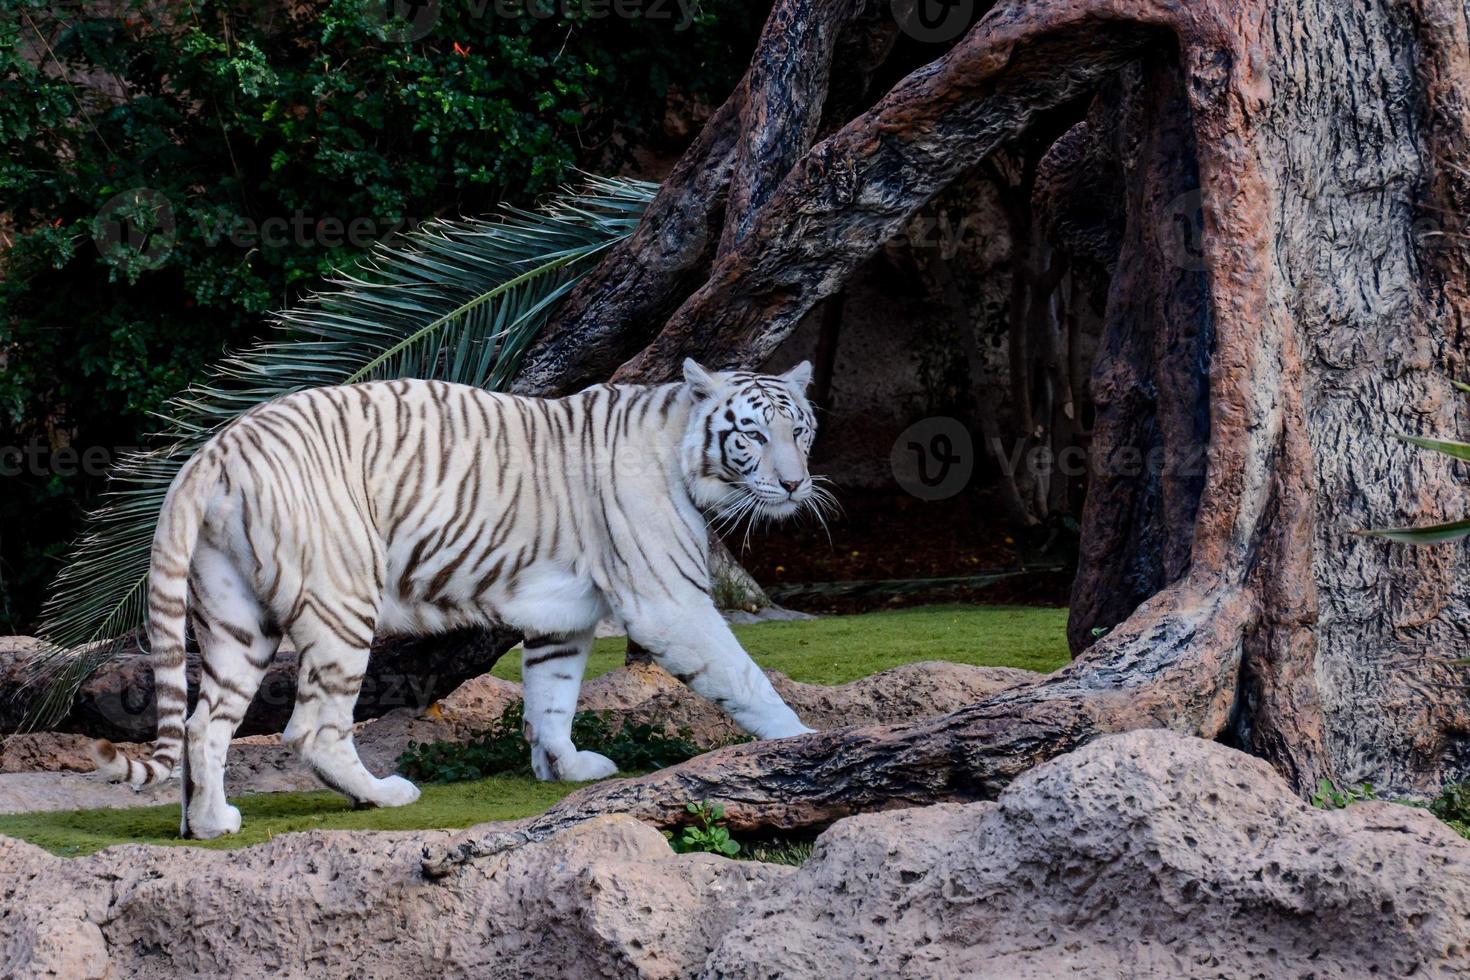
[0,0,762,630]
[1429,780,1470,838]
[396,701,707,782]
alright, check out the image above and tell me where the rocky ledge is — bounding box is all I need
[4,731,1468,978]
[0,659,1030,814]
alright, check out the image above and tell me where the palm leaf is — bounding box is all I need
[22,175,655,728]
[1452,379,1470,395]
[1359,518,1470,544]
[1396,432,1470,463]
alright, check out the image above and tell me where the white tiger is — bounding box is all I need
[90,359,825,839]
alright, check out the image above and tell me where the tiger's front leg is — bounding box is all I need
[628,602,814,740]
[520,628,618,782]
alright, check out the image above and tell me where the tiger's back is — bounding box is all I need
[210,379,701,641]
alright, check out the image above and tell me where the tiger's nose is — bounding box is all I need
[780,478,803,493]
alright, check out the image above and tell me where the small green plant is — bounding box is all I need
[396,703,706,784]
[666,801,742,857]
[1429,780,1470,838]
[1311,779,1378,810]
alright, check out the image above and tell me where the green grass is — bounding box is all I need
[0,776,581,857]
[490,604,1070,685]
[2,604,1067,857]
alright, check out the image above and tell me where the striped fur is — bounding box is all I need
[90,359,824,839]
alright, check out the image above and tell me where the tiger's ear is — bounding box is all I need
[780,360,814,390]
[683,358,721,400]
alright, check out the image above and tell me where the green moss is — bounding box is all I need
[3,604,1068,857]
[491,604,1070,685]
[0,777,579,857]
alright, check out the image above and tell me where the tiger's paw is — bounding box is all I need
[372,774,422,808]
[187,803,242,840]
[555,750,618,782]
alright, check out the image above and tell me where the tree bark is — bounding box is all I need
[1066,60,1210,655]
[434,0,1470,866]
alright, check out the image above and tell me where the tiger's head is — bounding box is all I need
[680,358,833,527]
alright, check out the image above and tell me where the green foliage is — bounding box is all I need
[0,0,762,632]
[666,800,741,856]
[396,701,707,783]
[662,801,814,862]
[1428,780,1470,838]
[1310,779,1378,810]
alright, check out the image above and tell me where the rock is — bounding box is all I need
[722,604,817,625]
[433,673,524,739]
[0,815,787,979]
[4,732,1470,977]
[434,659,1030,747]
[574,659,1035,747]
[0,732,105,774]
[0,626,520,741]
[703,730,1470,978]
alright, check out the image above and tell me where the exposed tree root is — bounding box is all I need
[422,583,1246,876]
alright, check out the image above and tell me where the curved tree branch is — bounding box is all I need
[717,0,863,257]
[612,13,1162,382]
[512,0,869,396]
[510,74,749,396]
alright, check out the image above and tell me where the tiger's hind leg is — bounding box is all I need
[282,598,420,808]
[521,628,616,781]
[183,542,281,839]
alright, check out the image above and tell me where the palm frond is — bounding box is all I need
[22,176,655,728]
[1396,432,1470,463]
[1358,518,1470,545]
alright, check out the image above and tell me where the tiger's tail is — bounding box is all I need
[89,448,225,787]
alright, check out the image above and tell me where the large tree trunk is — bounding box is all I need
[431,0,1470,867]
